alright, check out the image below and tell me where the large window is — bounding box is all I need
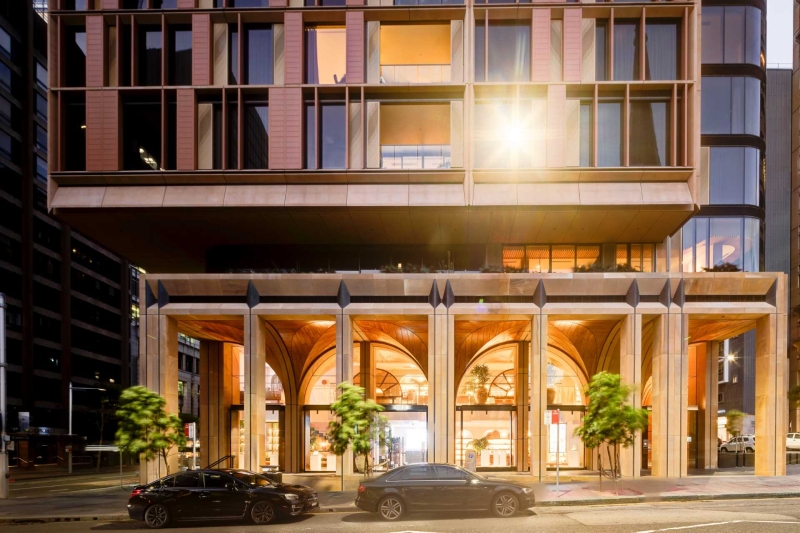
[680,217,761,272]
[305,27,346,84]
[595,21,607,81]
[65,27,86,87]
[138,27,162,86]
[64,95,86,171]
[502,245,600,273]
[168,26,192,86]
[616,244,656,272]
[305,102,346,169]
[701,77,760,136]
[613,20,640,81]
[243,104,268,169]
[598,101,622,167]
[566,100,592,167]
[474,99,544,169]
[122,98,161,170]
[709,147,760,206]
[701,6,762,66]
[630,99,670,166]
[244,25,274,85]
[645,20,680,80]
[0,27,14,60]
[474,21,530,82]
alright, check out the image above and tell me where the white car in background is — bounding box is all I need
[719,435,755,453]
[787,433,800,451]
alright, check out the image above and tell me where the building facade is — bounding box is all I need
[791,0,800,432]
[0,0,134,467]
[46,0,788,481]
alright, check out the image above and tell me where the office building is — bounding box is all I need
[46,0,787,481]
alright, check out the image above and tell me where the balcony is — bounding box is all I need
[381,65,451,84]
[377,24,454,84]
[381,145,451,170]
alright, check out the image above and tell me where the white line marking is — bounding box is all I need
[637,520,800,533]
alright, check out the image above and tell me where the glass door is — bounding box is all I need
[457,406,515,471]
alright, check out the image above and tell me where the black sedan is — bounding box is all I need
[127,469,318,529]
[355,463,535,520]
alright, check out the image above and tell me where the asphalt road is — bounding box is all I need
[6,498,800,533]
[8,472,139,498]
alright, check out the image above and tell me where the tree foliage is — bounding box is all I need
[789,385,800,408]
[328,382,385,476]
[575,372,648,481]
[725,409,745,438]
[115,386,186,475]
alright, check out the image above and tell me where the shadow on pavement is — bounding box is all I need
[89,515,315,530]
[340,509,536,523]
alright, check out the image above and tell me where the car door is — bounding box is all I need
[433,465,486,510]
[168,472,204,519]
[395,465,437,511]
[200,472,248,518]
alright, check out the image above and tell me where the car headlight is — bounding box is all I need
[282,493,300,502]
[522,487,533,494]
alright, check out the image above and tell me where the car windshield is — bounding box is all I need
[230,472,274,487]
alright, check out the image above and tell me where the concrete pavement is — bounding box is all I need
[2,497,800,532]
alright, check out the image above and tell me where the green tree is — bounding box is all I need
[725,409,745,439]
[328,382,385,478]
[575,372,648,483]
[789,385,800,409]
[115,386,186,476]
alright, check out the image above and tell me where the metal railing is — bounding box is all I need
[381,145,451,170]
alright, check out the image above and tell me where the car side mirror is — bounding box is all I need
[225,482,237,491]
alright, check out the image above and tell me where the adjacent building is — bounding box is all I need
[46,0,788,482]
[0,0,134,467]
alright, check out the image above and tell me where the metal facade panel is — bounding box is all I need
[532,9,551,82]
[177,89,197,171]
[101,91,120,171]
[85,15,106,88]
[346,11,365,84]
[563,9,582,82]
[284,12,304,85]
[192,14,212,86]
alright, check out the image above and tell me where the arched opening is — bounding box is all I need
[354,344,429,470]
[545,349,588,469]
[264,362,285,469]
[302,349,338,472]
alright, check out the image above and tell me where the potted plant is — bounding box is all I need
[469,436,490,467]
[470,364,491,404]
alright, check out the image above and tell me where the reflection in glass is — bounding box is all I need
[487,22,531,82]
[168,26,192,85]
[244,104,269,169]
[474,21,485,81]
[701,77,760,135]
[65,28,86,87]
[614,21,640,81]
[139,28,162,86]
[306,27,346,84]
[381,145,450,170]
[645,20,679,80]
[710,218,742,269]
[320,104,346,169]
[598,102,622,166]
[630,100,669,166]
[458,409,515,469]
[709,147,760,206]
[122,100,161,170]
[680,217,762,272]
[595,21,607,81]
[244,25,274,85]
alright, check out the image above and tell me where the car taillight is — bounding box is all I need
[130,488,143,498]
[358,485,366,493]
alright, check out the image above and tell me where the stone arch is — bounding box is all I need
[455,321,530,383]
[298,347,337,405]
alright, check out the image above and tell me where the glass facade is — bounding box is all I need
[644,20,680,80]
[709,147,761,206]
[474,21,531,82]
[701,77,761,136]
[613,20,640,81]
[701,6,762,67]
[629,99,670,166]
[680,217,761,272]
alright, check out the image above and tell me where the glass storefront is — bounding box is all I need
[304,407,337,472]
[544,409,585,468]
[264,407,283,468]
[457,406,516,470]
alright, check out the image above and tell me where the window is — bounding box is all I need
[244,25,274,85]
[243,104,268,169]
[35,156,47,186]
[0,62,11,92]
[139,27,162,86]
[595,21,607,81]
[35,125,47,153]
[203,472,233,488]
[701,77,760,136]
[616,244,656,272]
[475,22,531,82]
[701,6,762,66]
[504,245,601,273]
[65,28,87,87]
[435,465,469,480]
[306,102,346,170]
[709,147,760,206]
[36,93,47,120]
[400,465,434,480]
[0,27,12,60]
[645,20,680,80]
[64,95,86,171]
[680,217,761,272]
[0,96,11,126]
[122,98,162,170]
[229,25,239,85]
[305,27,345,84]
[36,62,47,89]
[0,131,11,159]
[173,472,202,488]
[168,26,192,85]
[613,20,640,81]
[597,101,622,166]
[629,99,670,166]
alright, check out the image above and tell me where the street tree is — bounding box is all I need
[328,382,385,479]
[575,372,648,486]
[115,386,186,476]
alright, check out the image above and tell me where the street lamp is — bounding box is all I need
[68,383,106,474]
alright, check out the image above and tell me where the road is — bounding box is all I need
[5,498,800,533]
[8,472,139,499]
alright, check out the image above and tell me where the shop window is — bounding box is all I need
[305,27,346,84]
[138,27,162,86]
[709,147,760,206]
[305,408,336,471]
[502,245,601,273]
[645,20,680,80]
[702,6,762,66]
[65,27,86,87]
[168,25,192,86]
[629,99,670,166]
[701,77,760,136]
[244,25,274,85]
[613,20,640,81]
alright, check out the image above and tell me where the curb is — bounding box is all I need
[3,492,800,523]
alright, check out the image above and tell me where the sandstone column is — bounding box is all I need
[335,313,354,475]
[359,341,376,400]
[530,314,548,481]
[140,313,179,483]
[651,310,689,478]
[516,340,530,472]
[199,341,234,471]
[755,313,787,476]
[244,315,267,471]
[698,341,719,469]
[428,311,455,464]
[619,312,643,478]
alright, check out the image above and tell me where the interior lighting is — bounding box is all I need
[727,353,736,362]
[80,124,86,129]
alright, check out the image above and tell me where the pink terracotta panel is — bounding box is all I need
[85,16,105,88]
[192,14,212,86]
[284,12,304,85]
[269,0,288,6]
[101,91,120,171]
[532,10,551,82]
[176,89,197,171]
[346,12,364,84]
[85,91,104,172]
[563,9,582,82]
[268,88,286,170]
[547,85,565,168]
[177,0,196,7]
[284,87,303,170]
[100,0,120,9]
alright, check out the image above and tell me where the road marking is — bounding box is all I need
[636,520,800,533]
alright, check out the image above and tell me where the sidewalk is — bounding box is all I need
[1,472,799,524]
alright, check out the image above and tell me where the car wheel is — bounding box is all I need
[492,492,519,518]
[143,504,170,529]
[378,496,404,521]
[250,500,277,525]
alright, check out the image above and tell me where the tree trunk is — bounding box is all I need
[597,450,602,488]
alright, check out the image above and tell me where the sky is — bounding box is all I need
[767,0,793,67]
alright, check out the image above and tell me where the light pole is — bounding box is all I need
[1,293,8,499]
[68,383,105,474]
